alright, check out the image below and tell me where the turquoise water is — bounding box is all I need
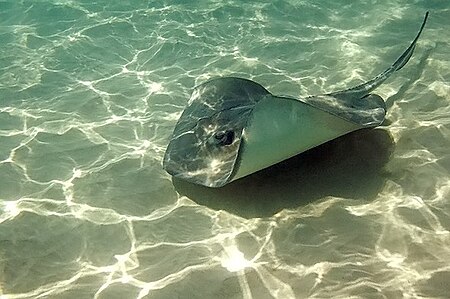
[1,1,449,298]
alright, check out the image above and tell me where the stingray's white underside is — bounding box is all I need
[233,96,361,180]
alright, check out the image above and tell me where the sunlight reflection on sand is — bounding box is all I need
[0,1,449,298]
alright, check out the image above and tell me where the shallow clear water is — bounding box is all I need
[1,1,449,298]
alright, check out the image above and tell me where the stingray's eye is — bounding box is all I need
[214,130,234,146]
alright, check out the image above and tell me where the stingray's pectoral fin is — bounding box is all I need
[331,11,429,98]
[304,93,386,128]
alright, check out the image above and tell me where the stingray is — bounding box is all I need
[163,12,429,188]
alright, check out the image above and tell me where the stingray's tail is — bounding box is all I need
[330,11,429,98]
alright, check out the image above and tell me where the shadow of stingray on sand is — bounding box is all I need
[173,128,394,218]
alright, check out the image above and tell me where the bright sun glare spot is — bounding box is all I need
[148,82,163,94]
[378,249,406,269]
[242,56,258,66]
[221,247,252,272]
[73,168,83,179]
[4,201,20,217]
[120,274,131,284]
[210,159,222,174]
[115,254,127,263]
[122,65,130,73]
[79,80,92,88]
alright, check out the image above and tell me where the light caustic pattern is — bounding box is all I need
[1,1,450,298]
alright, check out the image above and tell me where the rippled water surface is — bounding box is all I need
[1,1,449,298]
